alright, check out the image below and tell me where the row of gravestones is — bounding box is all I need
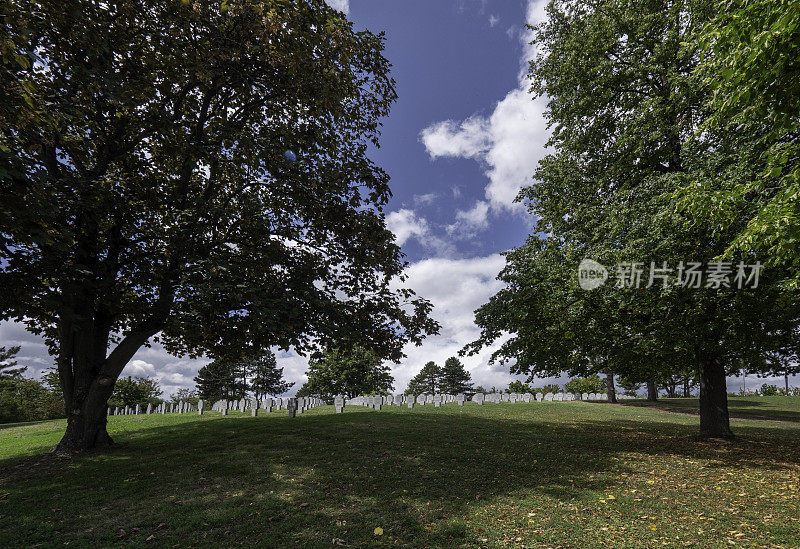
[332,391,636,413]
[209,396,324,418]
[340,393,468,411]
[107,391,637,418]
[107,396,325,419]
[107,400,198,416]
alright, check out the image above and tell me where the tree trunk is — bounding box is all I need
[786,372,790,394]
[54,311,160,453]
[56,398,114,453]
[646,379,658,401]
[55,350,116,453]
[697,349,733,439]
[683,376,690,397]
[606,369,617,403]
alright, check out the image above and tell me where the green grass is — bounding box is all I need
[620,395,800,422]
[1,399,799,548]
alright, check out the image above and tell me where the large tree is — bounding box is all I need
[439,356,473,395]
[193,357,247,403]
[247,349,293,400]
[466,0,800,439]
[298,346,393,400]
[0,0,437,451]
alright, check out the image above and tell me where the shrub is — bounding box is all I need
[760,384,779,396]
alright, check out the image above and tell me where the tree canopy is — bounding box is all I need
[674,0,800,283]
[109,376,162,409]
[439,357,473,395]
[297,346,393,400]
[194,357,247,403]
[466,0,800,439]
[0,0,437,451]
[247,349,293,399]
[0,345,25,379]
[405,361,442,395]
[564,376,603,395]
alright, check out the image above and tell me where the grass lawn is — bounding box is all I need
[1,399,799,548]
[620,395,800,423]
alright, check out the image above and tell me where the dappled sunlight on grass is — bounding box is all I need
[1,401,798,547]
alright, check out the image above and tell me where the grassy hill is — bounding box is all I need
[1,398,799,547]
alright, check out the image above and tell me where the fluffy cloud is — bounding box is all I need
[420,0,550,237]
[124,359,156,378]
[419,117,491,160]
[325,0,349,14]
[387,254,521,391]
[386,209,430,246]
[386,208,454,256]
[448,200,490,237]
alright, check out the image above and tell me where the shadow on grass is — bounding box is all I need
[617,397,800,422]
[0,418,65,430]
[1,408,798,547]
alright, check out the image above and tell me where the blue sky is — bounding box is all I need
[355,0,537,261]
[2,0,795,396]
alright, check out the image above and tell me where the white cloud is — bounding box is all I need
[123,359,156,377]
[388,254,519,391]
[420,0,550,236]
[325,0,349,14]
[413,192,438,206]
[420,116,491,160]
[489,14,500,27]
[387,209,430,246]
[386,209,455,256]
[448,200,490,238]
